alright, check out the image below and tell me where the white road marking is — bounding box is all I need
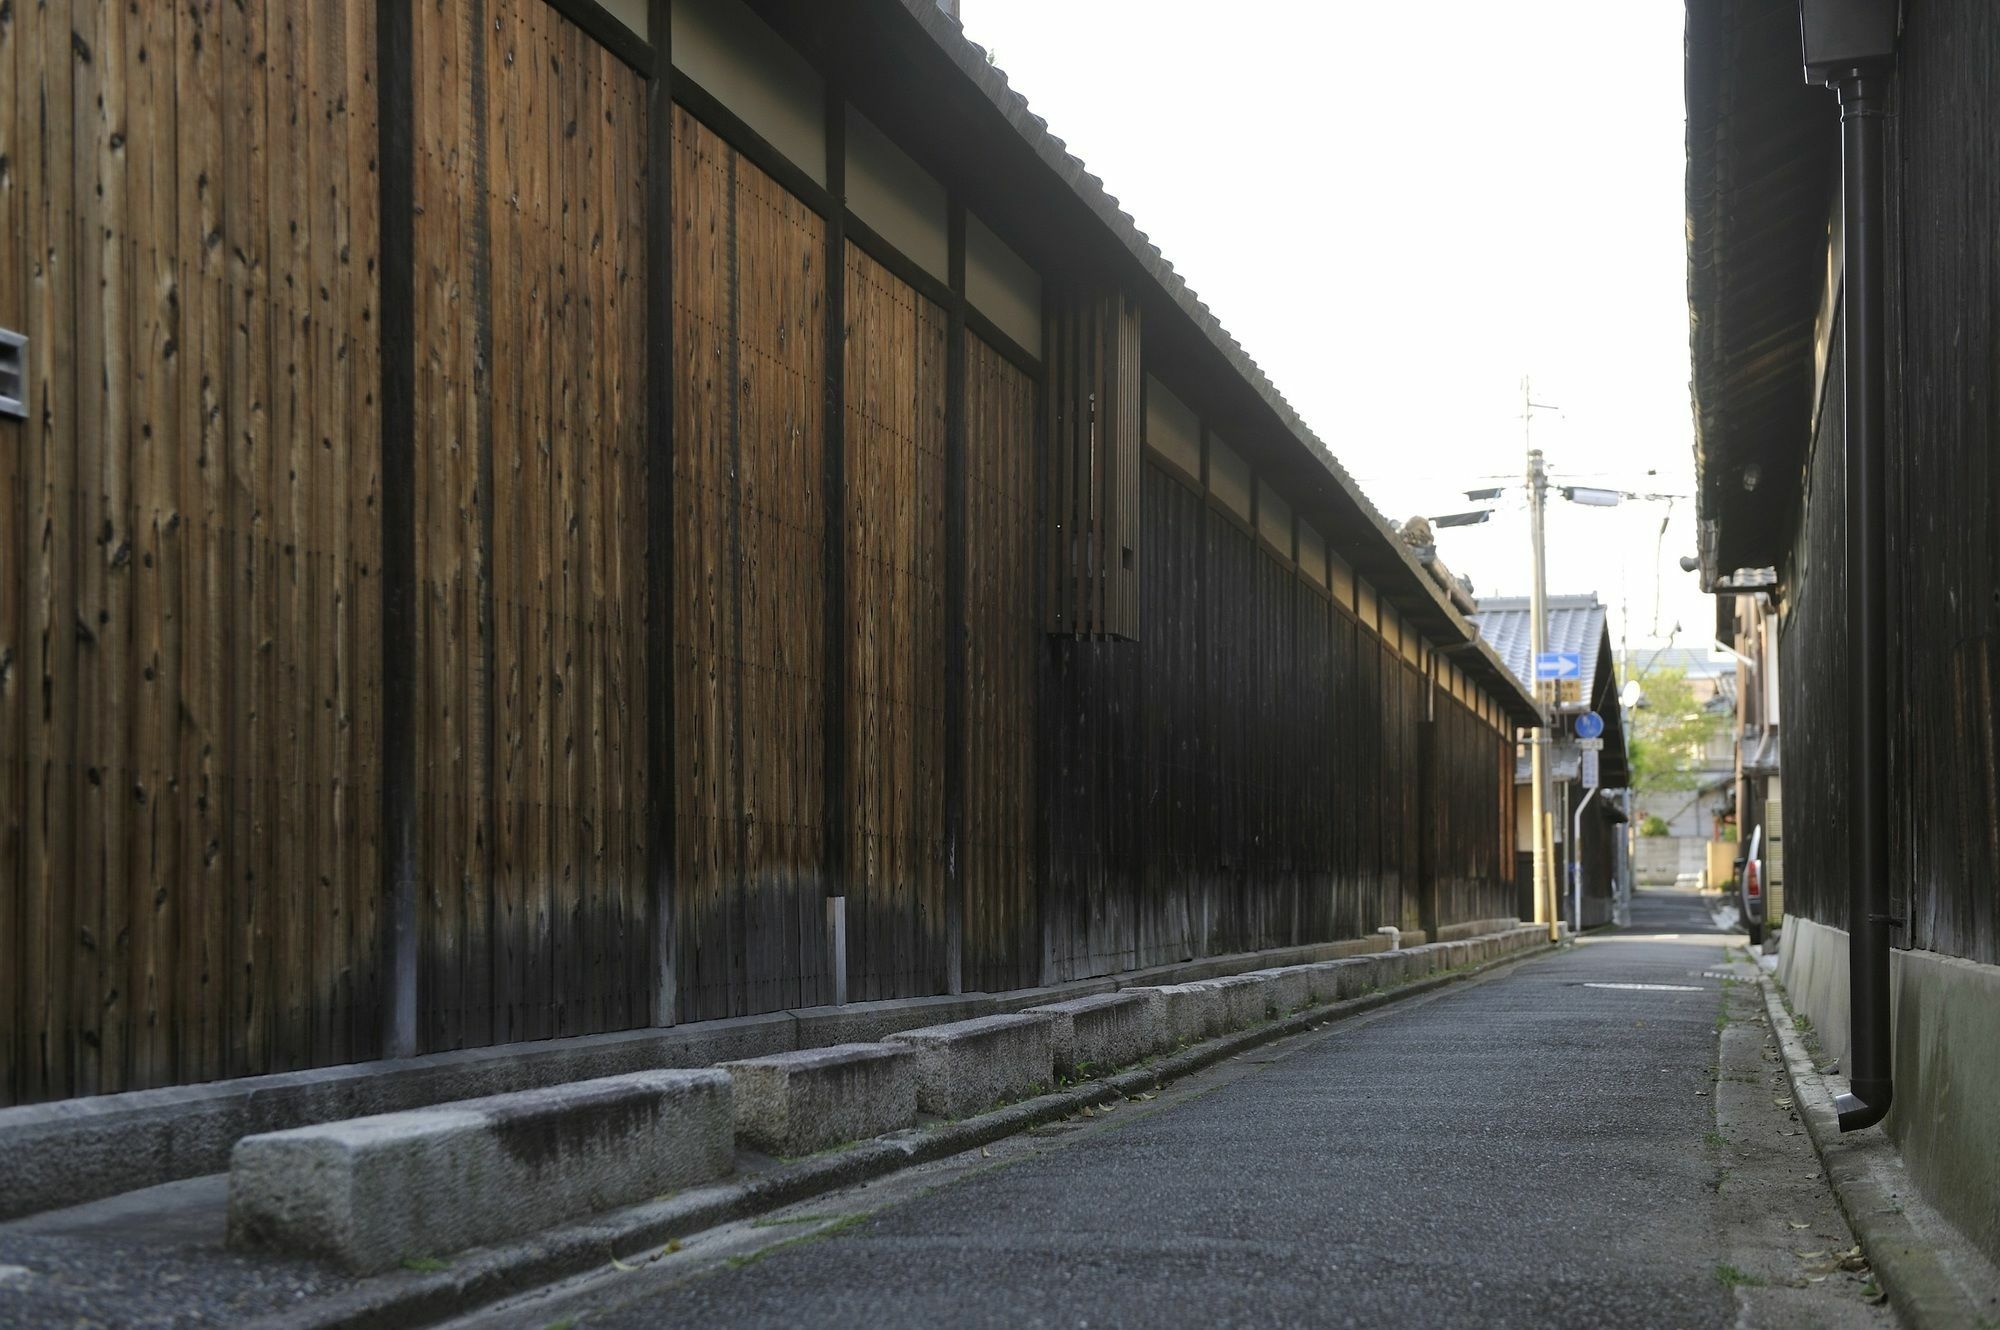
[1581,982,1706,992]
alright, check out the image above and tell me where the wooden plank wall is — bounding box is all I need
[410,0,650,1050]
[670,107,828,1023]
[1884,0,2000,967]
[0,0,1527,1104]
[1044,291,1139,641]
[0,0,383,1103]
[961,333,1038,993]
[842,246,948,1002]
[1044,461,1518,982]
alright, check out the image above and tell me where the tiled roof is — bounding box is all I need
[1468,595,1609,703]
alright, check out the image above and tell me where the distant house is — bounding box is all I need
[1615,646,1739,877]
[1470,596,1630,928]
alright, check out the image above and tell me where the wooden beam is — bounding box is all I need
[821,81,848,1000]
[376,0,418,1060]
[645,0,677,1025]
[943,195,967,995]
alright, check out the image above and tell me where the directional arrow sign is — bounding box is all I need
[1535,650,1582,681]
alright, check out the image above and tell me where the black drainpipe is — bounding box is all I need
[1802,0,1898,1133]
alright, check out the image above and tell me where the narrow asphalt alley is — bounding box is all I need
[458,890,1888,1330]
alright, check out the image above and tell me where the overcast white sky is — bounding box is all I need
[961,0,1714,652]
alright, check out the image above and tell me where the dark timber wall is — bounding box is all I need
[0,0,1523,1105]
[1042,464,1517,982]
[1778,0,2000,968]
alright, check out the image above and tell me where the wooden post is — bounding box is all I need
[377,0,418,1060]
[644,0,677,1025]
[943,197,967,995]
[821,83,848,1003]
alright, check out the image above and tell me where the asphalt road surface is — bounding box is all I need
[461,889,1887,1330]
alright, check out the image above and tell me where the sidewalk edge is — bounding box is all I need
[1758,976,2000,1330]
[260,937,1559,1330]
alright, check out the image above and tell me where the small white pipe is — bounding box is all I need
[1572,787,1599,932]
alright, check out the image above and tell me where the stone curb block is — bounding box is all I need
[228,1070,732,1275]
[887,1014,1055,1118]
[1242,967,1312,1018]
[0,925,1470,1222]
[1200,974,1269,1031]
[245,935,1555,1330]
[719,1044,915,1158]
[1133,983,1225,1051]
[1024,993,1156,1078]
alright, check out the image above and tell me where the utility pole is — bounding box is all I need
[1524,378,1558,943]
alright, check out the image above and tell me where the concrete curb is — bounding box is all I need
[245,933,1556,1330]
[1758,977,2000,1329]
[0,933,1431,1221]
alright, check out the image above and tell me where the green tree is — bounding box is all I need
[1625,665,1727,797]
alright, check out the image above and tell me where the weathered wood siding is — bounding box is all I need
[672,107,828,1022]
[0,0,1525,1105]
[842,246,948,1001]
[1781,0,2000,967]
[1045,463,1516,982]
[1883,0,2000,965]
[411,0,651,1049]
[0,0,384,1102]
[961,333,1038,992]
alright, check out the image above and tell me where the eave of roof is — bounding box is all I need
[748,0,1542,727]
[1686,0,1838,580]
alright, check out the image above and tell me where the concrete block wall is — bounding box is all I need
[1778,917,2000,1267]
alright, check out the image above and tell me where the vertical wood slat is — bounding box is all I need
[1043,289,1138,641]
[943,201,965,995]
[378,0,418,1061]
[645,0,676,1024]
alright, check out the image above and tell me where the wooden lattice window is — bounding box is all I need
[1046,289,1140,639]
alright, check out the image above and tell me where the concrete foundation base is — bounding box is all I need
[1777,915,2000,1266]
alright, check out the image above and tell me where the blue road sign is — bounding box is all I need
[1575,710,1605,740]
[1535,650,1582,681]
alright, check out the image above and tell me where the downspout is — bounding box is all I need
[1801,1,1898,1133]
[1832,65,1893,1133]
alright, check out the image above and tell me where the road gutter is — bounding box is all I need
[1760,977,2000,1328]
[247,940,1559,1330]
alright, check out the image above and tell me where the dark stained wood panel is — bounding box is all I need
[410,0,650,1049]
[843,245,948,1002]
[0,0,1528,1106]
[0,0,383,1103]
[961,333,1037,993]
[1045,462,1517,984]
[671,107,828,1023]
[1045,290,1140,641]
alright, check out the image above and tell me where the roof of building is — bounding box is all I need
[1468,595,1610,703]
[1471,594,1631,789]
[752,0,1542,726]
[1685,0,1838,581]
[1620,646,1738,681]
